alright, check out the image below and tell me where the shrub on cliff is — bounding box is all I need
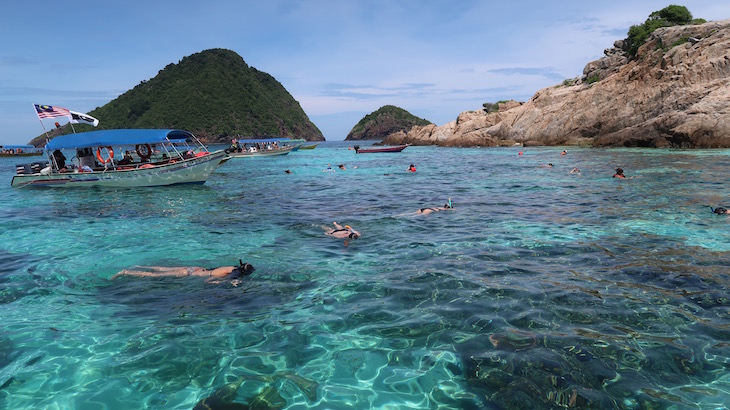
[625,5,703,57]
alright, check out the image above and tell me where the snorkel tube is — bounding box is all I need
[448,198,452,208]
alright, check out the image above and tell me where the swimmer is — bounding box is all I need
[417,198,453,215]
[570,167,580,174]
[711,207,728,215]
[324,222,360,246]
[561,150,567,155]
[542,163,554,168]
[324,164,333,172]
[338,164,346,170]
[112,260,254,282]
[407,164,416,172]
[285,169,292,174]
[613,168,626,179]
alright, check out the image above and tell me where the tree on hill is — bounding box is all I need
[625,5,706,57]
[345,105,431,141]
[30,48,324,146]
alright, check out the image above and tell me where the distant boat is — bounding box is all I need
[11,129,227,188]
[0,145,43,157]
[354,144,408,153]
[286,138,306,151]
[226,145,294,158]
[299,143,318,150]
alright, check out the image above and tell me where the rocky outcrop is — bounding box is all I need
[382,19,730,148]
[382,101,523,147]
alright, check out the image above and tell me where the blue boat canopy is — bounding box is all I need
[45,129,195,150]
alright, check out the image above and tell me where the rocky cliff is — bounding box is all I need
[382,19,730,148]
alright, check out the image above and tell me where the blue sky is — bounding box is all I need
[0,1,726,144]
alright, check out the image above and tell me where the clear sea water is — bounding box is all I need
[0,141,728,409]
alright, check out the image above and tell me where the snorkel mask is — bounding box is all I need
[232,259,255,277]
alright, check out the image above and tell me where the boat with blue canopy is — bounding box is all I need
[11,129,228,188]
[224,137,299,158]
[0,144,43,157]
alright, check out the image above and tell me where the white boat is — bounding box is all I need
[227,145,294,158]
[11,129,228,188]
[225,138,295,158]
[0,145,43,157]
[286,138,306,151]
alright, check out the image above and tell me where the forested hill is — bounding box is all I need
[31,48,324,145]
[345,105,431,141]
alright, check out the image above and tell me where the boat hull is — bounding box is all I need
[11,150,227,188]
[355,145,408,153]
[227,146,294,158]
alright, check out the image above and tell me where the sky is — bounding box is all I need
[0,1,727,144]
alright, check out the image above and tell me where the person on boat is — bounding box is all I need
[118,150,134,165]
[407,164,416,172]
[325,222,360,245]
[613,168,626,179]
[52,149,66,169]
[112,260,254,282]
[417,199,453,215]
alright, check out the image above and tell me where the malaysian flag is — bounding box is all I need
[34,104,71,120]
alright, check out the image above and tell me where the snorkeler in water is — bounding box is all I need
[324,222,360,246]
[112,260,254,282]
[711,206,728,215]
[417,198,453,215]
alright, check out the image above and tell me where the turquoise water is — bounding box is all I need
[0,142,729,409]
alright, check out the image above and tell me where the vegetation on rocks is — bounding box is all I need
[625,5,705,57]
[345,105,431,141]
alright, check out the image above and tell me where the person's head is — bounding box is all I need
[615,168,624,175]
[714,207,728,215]
[285,169,292,174]
[231,260,255,278]
[548,163,553,167]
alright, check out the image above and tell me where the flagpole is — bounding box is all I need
[33,103,51,140]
